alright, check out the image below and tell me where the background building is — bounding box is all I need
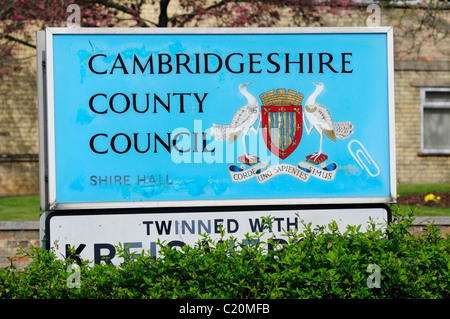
[0,0,448,196]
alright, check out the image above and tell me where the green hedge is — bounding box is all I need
[1,207,448,299]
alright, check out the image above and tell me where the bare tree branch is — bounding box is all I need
[3,35,36,49]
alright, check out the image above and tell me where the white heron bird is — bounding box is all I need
[210,82,260,161]
[303,82,354,162]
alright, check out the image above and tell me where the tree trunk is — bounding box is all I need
[158,0,170,27]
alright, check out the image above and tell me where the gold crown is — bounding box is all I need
[259,89,303,106]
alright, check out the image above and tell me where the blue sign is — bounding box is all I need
[43,28,396,209]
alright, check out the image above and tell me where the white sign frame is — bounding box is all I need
[38,27,396,211]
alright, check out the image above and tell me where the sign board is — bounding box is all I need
[39,27,396,210]
[40,205,391,264]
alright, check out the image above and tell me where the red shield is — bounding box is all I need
[261,106,302,159]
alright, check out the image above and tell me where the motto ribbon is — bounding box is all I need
[229,161,337,183]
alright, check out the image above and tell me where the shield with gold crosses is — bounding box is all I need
[260,89,304,159]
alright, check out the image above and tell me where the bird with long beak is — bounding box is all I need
[210,82,260,162]
[303,82,354,164]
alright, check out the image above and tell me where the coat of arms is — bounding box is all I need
[260,89,303,160]
[210,82,260,165]
[209,82,355,183]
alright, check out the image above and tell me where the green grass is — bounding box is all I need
[0,195,42,221]
[392,205,449,217]
[0,183,449,221]
[397,183,449,195]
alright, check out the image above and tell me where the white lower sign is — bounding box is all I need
[40,206,390,265]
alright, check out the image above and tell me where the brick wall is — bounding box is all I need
[0,53,38,155]
[0,161,39,196]
[394,62,450,184]
[0,221,41,270]
[0,45,39,196]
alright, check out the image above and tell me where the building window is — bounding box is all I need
[421,88,450,154]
